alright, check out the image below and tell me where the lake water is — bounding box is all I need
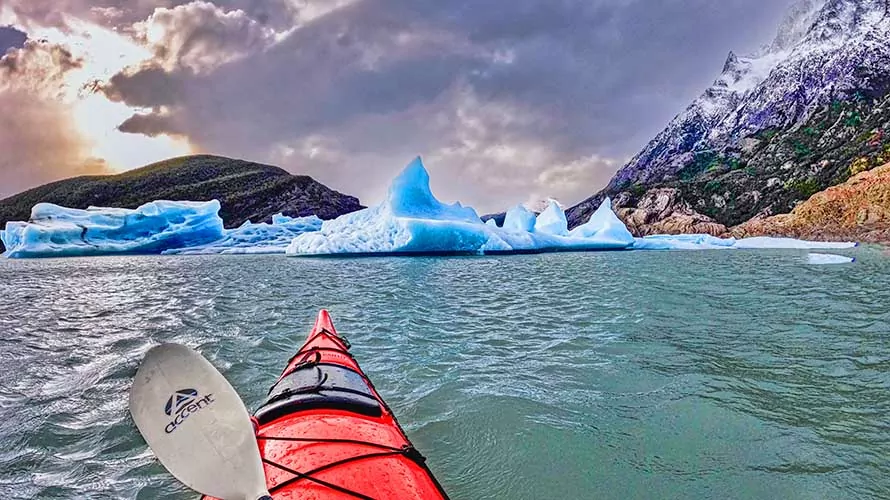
[0,248,888,499]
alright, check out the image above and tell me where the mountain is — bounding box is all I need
[0,155,363,233]
[567,0,890,233]
[733,161,890,242]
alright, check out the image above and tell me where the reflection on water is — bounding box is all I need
[0,247,888,499]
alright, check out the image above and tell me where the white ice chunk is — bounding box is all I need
[633,234,737,250]
[485,218,498,227]
[503,205,536,232]
[534,200,569,236]
[288,157,496,255]
[807,253,855,265]
[1,201,225,258]
[734,237,858,250]
[569,197,635,246]
[632,234,858,251]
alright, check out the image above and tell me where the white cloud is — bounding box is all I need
[135,1,278,74]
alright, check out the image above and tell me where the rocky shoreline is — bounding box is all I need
[731,163,890,245]
[603,162,890,245]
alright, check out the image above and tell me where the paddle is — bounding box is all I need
[129,343,271,500]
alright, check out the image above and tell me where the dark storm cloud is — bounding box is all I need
[103,65,182,107]
[4,0,799,210]
[0,25,27,54]
[98,0,797,210]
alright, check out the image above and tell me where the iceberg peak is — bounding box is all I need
[535,199,569,236]
[569,197,635,246]
[503,204,537,232]
[386,157,480,223]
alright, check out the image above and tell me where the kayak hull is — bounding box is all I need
[205,310,447,500]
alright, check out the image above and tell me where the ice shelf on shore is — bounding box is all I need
[632,234,858,251]
[285,158,636,256]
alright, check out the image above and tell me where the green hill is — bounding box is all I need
[0,155,363,241]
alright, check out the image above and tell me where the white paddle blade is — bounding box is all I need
[129,344,270,500]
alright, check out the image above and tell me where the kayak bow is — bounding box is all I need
[205,310,448,500]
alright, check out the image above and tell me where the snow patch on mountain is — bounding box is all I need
[607,0,890,191]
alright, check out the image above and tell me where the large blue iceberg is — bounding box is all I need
[286,158,636,256]
[1,201,225,258]
[0,202,323,258]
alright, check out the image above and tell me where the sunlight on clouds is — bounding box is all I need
[293,0,359,25]
[3,11,191,171]
[73,94,190,170]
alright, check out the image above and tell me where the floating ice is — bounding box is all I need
[534,200,569,236]
[287,158,497,255]
[503,205,536,232]
[287,157,635,256]
[733,237,858,250]
[570,197,637,247]
[633,234,737,250]
[807,253,855,265]
[633,234,857,251]
[164,214,322,255]
[1,201,225,258]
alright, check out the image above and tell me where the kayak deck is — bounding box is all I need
[205,310,447,500]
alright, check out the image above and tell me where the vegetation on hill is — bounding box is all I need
[0,155,363,231]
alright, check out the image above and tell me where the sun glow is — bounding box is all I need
[72,94,191,170]
[4,12,192,171]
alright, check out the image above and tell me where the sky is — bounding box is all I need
[0,0,797,212]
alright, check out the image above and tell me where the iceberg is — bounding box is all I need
[503,205,537,232]
[287,158,500,255]
[633,234,737,250]
[286,157,635,256]
[733,237,858,250]
[633,234,858,251]
[534,200,569,236]
[807,253,855,265]
[163,214,323,255]
[569,197,637,247]
[1,201,225,258]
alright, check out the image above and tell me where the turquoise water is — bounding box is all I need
[0,248,888,499]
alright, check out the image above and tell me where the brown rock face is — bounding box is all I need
[615,188,728,236]
[731,162,890,243]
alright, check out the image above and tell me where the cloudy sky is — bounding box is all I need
[0,0,796,212]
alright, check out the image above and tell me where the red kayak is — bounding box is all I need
[205,310,448,500]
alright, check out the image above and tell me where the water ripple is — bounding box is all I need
[0,248,888,499]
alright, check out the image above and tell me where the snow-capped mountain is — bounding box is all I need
[569,0,890,230]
